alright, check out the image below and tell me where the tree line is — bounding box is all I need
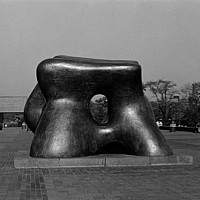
[144,79,200,127]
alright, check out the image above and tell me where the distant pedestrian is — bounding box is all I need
[170,121,176,132]
[22,122,27,130]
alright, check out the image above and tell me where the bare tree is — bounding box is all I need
[180,83,192,99]
[145,79,178,125]
[185,82,200,126]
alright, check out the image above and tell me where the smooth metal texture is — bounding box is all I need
[24,55,173,158]
[24,84,46,133]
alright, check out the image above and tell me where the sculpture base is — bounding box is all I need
[14,151,193,168]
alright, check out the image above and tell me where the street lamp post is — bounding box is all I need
[174,95,180,127]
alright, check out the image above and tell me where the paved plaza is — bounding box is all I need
[0,128,200,200]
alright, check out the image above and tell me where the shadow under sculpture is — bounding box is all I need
[24,55,173,158]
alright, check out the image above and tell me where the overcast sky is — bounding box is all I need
[0,0,200,96]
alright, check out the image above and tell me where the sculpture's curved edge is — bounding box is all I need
[54,55,140,65]
[24,84,46,133]
[142,95,173,156]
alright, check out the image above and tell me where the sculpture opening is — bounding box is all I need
[89,94,108,124]
[24,55,173,158]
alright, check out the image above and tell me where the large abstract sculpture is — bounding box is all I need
[24,55,173,158]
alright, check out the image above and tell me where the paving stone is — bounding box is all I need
[105,155,149,166]
[59,156,105,168]
[149,154,193,166]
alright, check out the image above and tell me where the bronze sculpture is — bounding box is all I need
[24,55,173,158]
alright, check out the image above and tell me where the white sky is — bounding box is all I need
[0,0,200,96]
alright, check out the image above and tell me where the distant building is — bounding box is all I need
[0,96,27,127]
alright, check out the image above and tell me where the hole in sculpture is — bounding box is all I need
[89,94,108,124]
[97,141,130,154]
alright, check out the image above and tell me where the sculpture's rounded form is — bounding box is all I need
[24,55,173,158]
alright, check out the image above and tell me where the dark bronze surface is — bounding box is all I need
[24,55,173,158]
[24,84,45,133]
